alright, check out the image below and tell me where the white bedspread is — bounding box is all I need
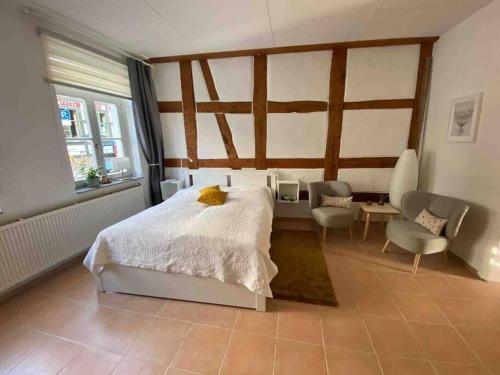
[83,185,278,297]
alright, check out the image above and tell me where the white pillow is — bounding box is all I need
[320,194,353,208]
[414,208,448,236]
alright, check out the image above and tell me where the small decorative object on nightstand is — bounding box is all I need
[277,180,299,204]
[360,202,399,240]
[160,179,183,201]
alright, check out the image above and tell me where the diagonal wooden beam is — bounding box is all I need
[179,60,198,169]
[253,54,267,170]
[198,59,239,165]
[324,49,347,181]
[408,43,433,151]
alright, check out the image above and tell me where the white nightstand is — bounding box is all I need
[160,179,183,201]
[277,180,299,203]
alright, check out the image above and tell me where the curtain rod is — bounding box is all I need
[21,6,152,67]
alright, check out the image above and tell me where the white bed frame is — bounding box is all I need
[95,170,273,312]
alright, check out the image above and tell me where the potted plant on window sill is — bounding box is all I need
[82,167,103,188]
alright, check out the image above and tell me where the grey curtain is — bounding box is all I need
[127,58,164,205]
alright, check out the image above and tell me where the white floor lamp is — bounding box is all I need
[389,149,419,210]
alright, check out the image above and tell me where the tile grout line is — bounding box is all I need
[109,299,168,374]
[166,320,195,374]
[216,310,239,375]
[361,315,385,374]
[373,265,439,375]
[272,308,279,375]
[428,295,492,373]
[319,313,330,375]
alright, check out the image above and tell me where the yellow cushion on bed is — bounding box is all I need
[197,188,227,206]
[199,185,220,194]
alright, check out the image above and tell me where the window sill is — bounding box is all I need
[75,176,144,194]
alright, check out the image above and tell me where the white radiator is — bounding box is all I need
[0,186,146,294]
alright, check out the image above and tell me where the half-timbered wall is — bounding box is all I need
[153,40,432,195]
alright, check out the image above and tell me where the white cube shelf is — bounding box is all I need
[277,180,300,204]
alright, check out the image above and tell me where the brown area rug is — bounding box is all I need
[269,229,337,306]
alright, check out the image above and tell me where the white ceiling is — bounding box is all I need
[27,0,492,58]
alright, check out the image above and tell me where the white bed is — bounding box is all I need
[84,171,277,311]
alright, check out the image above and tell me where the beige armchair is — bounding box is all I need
[308,181,355,241]
[382,191,469,273]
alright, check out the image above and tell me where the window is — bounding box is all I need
[55,86,135,184]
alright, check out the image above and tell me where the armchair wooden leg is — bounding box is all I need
[443,250,448,268]
[323,227,327,242]
[412,253,421,274]
[381,240,390,253]
[348,226,353,239]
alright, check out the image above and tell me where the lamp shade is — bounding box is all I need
[111,157,130,171]
[389,149,418,210]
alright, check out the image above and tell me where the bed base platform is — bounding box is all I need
[94,265,266,312]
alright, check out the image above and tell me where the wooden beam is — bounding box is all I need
[158,101,183,113]
[344,99,414,110]
[179,61,198,169]
[164,158,189,167]
[198,159,255,168]
[253,54,267,170]
[199,59,219,99]
[267,101,328,113]
[198,59,239,164]
[267,158,325,169]
[196,101,252,113]
[339,157,398,168]
[324,49,347,181]
[408,43,433,151]
[149,36,439,63]
[164,157,396,169]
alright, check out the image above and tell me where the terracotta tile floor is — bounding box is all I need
[1,222,500,374]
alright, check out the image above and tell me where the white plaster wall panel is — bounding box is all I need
[338,169,393,192]
[267,113,328,158]
[268,0,384,46]
[340,109,412,157]
[268,51,332,101]
[226,115,255,158]
[146,0,273,52]
[192,61,210,101]
[161,114,187,158]
[417,0,500,277]
[153,63,182,101]
[277,169,324,190]
[345,45,420,101]
[210,57,253,101]
[196,113,228,159]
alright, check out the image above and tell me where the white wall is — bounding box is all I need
[419,0,500,279]
[0,5,148,226]
[155,46,420,200]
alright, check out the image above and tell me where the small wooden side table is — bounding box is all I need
[359,203,400,240]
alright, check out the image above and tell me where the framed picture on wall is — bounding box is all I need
[447,93,482,142]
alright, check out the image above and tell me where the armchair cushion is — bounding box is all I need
[386,220,449,255]
[312,206,355,228]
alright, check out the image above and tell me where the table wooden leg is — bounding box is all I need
[323,226,327,242]
[363,213,371,240]
[348,226,353,239]
[412,253,421,273]
[381,239,390,253]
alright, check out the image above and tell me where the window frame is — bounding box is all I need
[54,85,134,187]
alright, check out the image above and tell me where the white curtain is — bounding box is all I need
[41,34,131,98]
